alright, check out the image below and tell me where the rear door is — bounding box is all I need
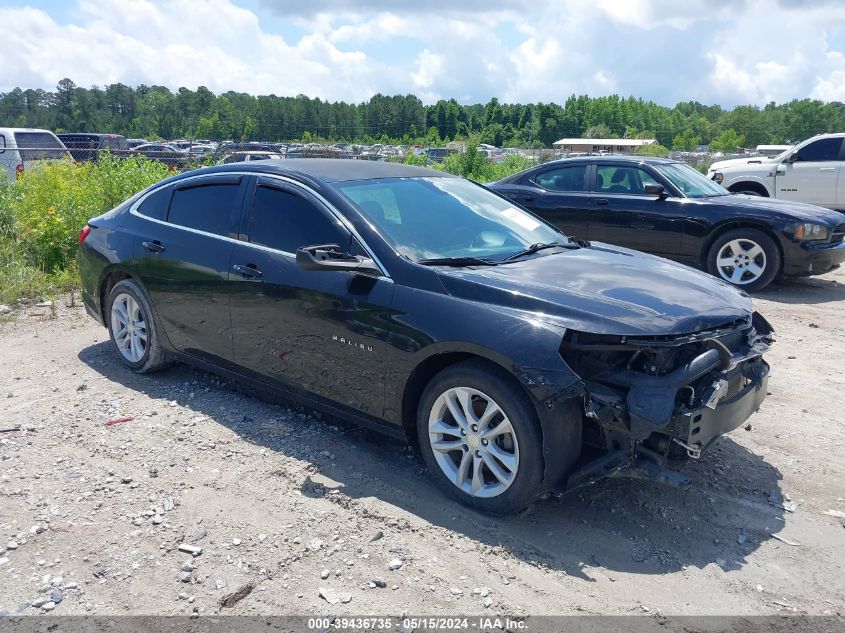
[508,163,591,240]
[588,163,685,257]
[776,136,843,208]
[228,176,393,417]
[132,174,246,365]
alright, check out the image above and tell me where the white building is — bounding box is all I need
[552,138,657,154]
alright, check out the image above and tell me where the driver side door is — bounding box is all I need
[228,176,394,418]
[588,164,685,258]
[776,137,843,208]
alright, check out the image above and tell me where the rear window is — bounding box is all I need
[58,135,98,161]
[14,132,67,161]
[136,187,171,221]
[167,183,239,236]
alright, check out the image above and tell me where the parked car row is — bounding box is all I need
[6,125,845,293]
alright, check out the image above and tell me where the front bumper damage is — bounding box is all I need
[560,312,774,491]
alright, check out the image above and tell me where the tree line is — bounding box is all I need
[2,78,845,150]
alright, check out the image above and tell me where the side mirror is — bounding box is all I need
[785,153,798,164]
[644,184,668,197]
[296,244,382,277]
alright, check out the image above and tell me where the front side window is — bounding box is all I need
[167,183,239,236]
[248,186,347,253]
[596,165,660,195]
[532,165,588,192]
[338,176,564,261]
[794,138,842,162]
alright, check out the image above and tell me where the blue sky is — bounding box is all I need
[2,0,845,106]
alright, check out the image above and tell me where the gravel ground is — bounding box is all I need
[1,270,844,620]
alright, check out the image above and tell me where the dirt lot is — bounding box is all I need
[1,270,844,621]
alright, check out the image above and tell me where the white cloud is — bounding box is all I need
[1,0,845,107]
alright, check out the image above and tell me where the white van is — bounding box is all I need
[0,128,70,182]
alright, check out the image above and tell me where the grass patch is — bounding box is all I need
[0,155,170,306]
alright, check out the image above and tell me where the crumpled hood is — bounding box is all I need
[437,245,753,336]
[710,156,778,171]
[706,193,845,225]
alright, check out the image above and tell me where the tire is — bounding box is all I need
[417,360,544,515]
[706,228,780,292]
[106,278,171,373]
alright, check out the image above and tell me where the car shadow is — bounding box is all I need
[753,275,845,305]
[79,342,786,582]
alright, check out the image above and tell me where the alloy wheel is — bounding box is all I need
[427,386,519,498]
[110,292,147,363]
[715,238,767,285]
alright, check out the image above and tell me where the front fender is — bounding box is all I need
[385,286,585,489]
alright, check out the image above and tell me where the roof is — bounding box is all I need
[201,158,454,183]
[553,138,657,146]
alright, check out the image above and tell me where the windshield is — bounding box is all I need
[337,177,567,262]
[654,162,729,198]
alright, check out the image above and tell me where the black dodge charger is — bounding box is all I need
[490,156,845,291]
[80,160,774,514]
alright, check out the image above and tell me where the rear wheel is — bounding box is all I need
[417,360,544,515]
[706,228,780,292]
[106,279,171,373]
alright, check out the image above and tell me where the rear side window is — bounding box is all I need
[168,183,239,236]
[248,186,346,253]
[794,138,842,162]
[137,187,171,221]
[14,132,66,160]
[533,165,588,192]
[0,134,5,153]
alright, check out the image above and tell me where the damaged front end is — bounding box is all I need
[560,312,774,491]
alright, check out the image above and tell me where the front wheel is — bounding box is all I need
[706,228,780,292]
[417,360,544,515]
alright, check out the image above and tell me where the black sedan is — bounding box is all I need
[490,156,845,291]
[79,160,773,514]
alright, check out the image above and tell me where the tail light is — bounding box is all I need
[79,224,92,245]
[15,164,24,179]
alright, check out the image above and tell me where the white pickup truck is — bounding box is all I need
[707,133,845,211]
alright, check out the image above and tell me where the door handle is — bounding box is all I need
[233,264,263,279]
[594,199,609,205]
[820,167,837,171]
[522,195,535,202]
[142,240,165,253]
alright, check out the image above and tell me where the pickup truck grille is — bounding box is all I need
[831,224,845,244]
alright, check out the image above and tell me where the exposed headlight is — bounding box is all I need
[794,223,829,241]
[711,171,724,184]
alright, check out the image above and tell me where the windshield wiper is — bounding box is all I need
[417,256,499,267]
[500,241,578,262]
